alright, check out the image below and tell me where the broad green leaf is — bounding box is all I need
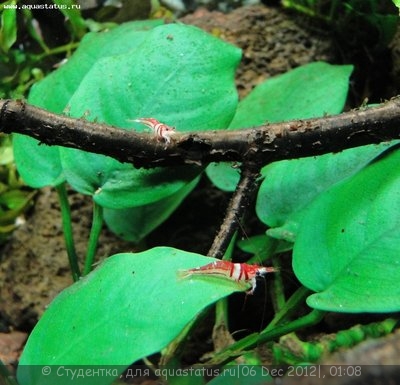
[293,145,400,312]
[60,148,201,208]
[257,141,396,242]
[207,62,353,192]
[65,23,239,131]
[230,62,353,129]
[28,19,163,113]
[13,135,65,187]
[17,248,247,385]
[103,176,200,242]
[13,20,162,188]
[61,23,240,208]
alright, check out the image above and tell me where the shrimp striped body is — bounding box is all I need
[179,261,276,294]
[133,118,176,144]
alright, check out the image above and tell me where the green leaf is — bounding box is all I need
[207,62,353,192]
[237,234,274,255]
[0,2,17,53]
[0,189,28,209]
[17,248,246,385]
[65,23,240,130]
[257,141,396,242]
[13,20,162,188]
[103,176,200,242]
[293,145,400,312]
[205,162,240,192]
[61,23,240,208]
[28,20,163,113]
[231,62,353,128]
[13,135,65,187]
[237,234,292,260]
[60,149,201,208]
[0,190,34,229]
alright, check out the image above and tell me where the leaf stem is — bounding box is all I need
[269,253,286,313]
[34,42,80,61]
[264,286,311,332]
[205,309,325,366]
[55,183,80,281]
[83,202,103,275]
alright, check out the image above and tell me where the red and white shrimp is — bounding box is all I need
[133,118,176,144]
[178,260,276,294]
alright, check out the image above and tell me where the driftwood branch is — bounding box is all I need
[208,164,260,258]
[1,98,400,169]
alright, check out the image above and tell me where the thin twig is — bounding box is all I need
[208,164,261,258]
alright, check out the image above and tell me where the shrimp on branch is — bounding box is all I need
[132,117,176,144]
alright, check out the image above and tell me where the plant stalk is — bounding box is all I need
[205,308,325,366]
[55,183,80,281]
[83,201,103,275]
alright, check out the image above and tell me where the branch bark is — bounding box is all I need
[207,164,260,258]
[1,98,400,169]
